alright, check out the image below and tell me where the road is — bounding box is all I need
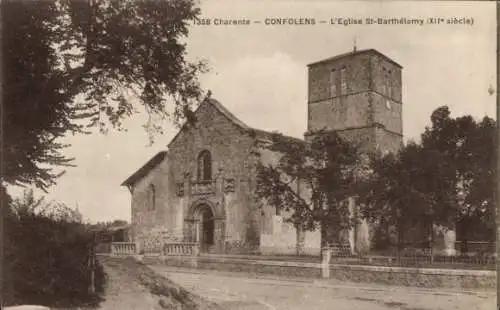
[150,265,495,310]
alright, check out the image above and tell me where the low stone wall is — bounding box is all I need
[147,255,322,278]
[328,264,496,291]
[143,255,495,291]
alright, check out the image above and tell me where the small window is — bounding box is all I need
[197,150,212,181]
[387,70,394,98]
[149,184,156,210]
[329,69,337,97]
[340,67,347,95]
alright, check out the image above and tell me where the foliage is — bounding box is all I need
[360,106,496,248]
[421,107,496,238]
[2,188,105,307]
[256,106,495,250]
[360,144,437,249]
[256,130,367,244]
[11,188,83,223]
[3,0,207,192]
[89,219,129,231]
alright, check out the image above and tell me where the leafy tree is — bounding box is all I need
[256,131,368,246]
[3,0,207,192]
[361,106,496,254]
[360,143,446,254]
[421,107,496,242]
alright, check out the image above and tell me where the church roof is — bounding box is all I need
[167,98,304,148]
[251,128,305,145]
[207,98,252,131]
[307,48,403,69]
[121,151,167,187]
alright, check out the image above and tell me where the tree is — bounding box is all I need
[360,143,445,254]
[256,131,368,246]
[421,107,496,242]
[361,106,496,255]
[3,0,207,192]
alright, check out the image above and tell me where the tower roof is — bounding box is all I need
[307,49,402,69]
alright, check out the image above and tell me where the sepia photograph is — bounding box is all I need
[2,0,497,309]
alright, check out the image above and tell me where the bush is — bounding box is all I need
[2,188,105,308]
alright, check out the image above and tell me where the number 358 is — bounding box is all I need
[194,18,211,25]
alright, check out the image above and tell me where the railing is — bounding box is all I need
[326,247,496,270]
[111,242,137,256]
[328,243,353,257]
[164,242,200,256]
[191,181,216,195]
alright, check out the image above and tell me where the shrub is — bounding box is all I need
[2,188,105,308]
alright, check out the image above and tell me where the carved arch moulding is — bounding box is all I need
[185,198,226,221]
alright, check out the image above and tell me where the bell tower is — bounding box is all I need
[305,49,403,154]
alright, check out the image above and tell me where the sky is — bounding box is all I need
[8,0,496,223]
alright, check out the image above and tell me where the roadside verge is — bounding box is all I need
[98,256,220,310]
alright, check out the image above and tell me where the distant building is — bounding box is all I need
[122,49,415,256]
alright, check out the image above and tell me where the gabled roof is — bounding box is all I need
[167,98,304,148]
[307,48,403,69]
[208,98,251,131]
[251,128,306,145]
[121,151,167,187]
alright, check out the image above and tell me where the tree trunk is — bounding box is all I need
[396,221,402,263]
[429,218,435,263]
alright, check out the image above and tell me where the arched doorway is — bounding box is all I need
[196,204,215,253]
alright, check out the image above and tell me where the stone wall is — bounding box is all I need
[166,100,261,249]
[137,227,183,254]
[145,255,495,290]
[308,94,372,133]
[306,50,403,155]
[130,157,183,252]
[308,53,372,103]
[370,53,403,103]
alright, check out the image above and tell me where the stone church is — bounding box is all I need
[122,49,407,256]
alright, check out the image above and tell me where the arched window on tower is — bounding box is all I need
[388,70,393,99]
[329,69,337,98]
[197,150,212,182]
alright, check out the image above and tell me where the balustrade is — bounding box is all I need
[164,242,200,256]
[111,242,137,256]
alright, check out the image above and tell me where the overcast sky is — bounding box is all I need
[9,0,496,223]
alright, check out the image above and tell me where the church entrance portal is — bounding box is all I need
[196,204,215,253]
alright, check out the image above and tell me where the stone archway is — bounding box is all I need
[185,200,225,253]
[196,204,215,252]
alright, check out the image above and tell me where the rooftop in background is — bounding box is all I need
[307,49,403,69]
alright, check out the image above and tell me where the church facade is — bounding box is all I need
[122,49,406,256]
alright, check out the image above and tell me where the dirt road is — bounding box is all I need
[150,265,495,310]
